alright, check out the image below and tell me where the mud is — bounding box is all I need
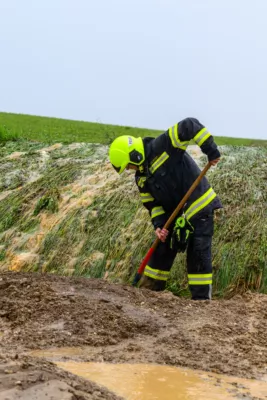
[0,357,123,399]
[0,272,266,399]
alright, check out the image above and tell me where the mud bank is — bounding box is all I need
[0,356,123,399]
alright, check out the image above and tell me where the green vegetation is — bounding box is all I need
[33,188,61,215]
[0,162,82,233]
[0,112,266,298]
[0,112,267,147]
[0,124,18,142]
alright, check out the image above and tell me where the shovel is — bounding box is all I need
[132,162,212,286]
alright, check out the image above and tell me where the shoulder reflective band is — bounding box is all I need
[149,152,169,174]
[194,128,211,146]
[188,273,212,285]
[184,188,216,220]
[168,124,189,150]
[144,265,170,281]
[151,206,165,219]
[140,193,155,203]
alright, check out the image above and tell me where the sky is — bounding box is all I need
[0,0,267,139]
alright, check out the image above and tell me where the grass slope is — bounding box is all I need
[0,141,266,297]
[1,112,267,146]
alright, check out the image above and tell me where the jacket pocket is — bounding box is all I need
[193,215,214,236]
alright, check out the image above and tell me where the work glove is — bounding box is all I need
[170,216,194,253]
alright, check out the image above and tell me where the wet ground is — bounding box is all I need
[55,362,267,400]
[0,272,266,399]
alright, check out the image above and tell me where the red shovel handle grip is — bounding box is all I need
[137,247,155,275]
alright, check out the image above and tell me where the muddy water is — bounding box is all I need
[57,362,233,399]
[30,348,267,400]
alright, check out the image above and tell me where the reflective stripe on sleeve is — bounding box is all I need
[140,193,155,203]
[194,128,211,146]
[144,266,170,281]
[151,206,165,219]
[168,124,189,150]
[188,273,212,285]
[149,152,169,174]
[184,188,216,220]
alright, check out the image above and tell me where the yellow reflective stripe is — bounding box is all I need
[150,152,169,174]
[194,128,211,146]
[168,124,189,150]
[188,273,212,285]
[144,266,170,281]
[184,188,216,220]
[137,177,147,188]
[151,206,165,219]
[140,193,155,203]
[145,266,169,276]
[188,274,213,278]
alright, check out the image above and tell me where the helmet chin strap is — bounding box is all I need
[139,165,144,173]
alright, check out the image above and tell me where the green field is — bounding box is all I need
[1,112,267,146]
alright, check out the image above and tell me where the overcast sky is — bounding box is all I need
[0,0,266,139]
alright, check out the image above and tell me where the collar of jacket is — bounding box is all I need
[138,137,154,174]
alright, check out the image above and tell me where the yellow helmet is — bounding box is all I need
[109,136,145,174]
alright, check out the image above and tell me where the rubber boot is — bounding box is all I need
[138,275,166,291]
[190,284,212,300]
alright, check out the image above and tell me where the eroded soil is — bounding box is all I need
[0,272,266,399]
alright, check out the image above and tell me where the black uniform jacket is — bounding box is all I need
[135,118,223,230]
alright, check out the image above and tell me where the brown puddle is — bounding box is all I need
[30,348,267,400]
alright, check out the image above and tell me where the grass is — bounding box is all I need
[33,188,61,215]
[0,112,266,297]
[0,112,267,147]
[0,162,81,233]
[0,124,19,142]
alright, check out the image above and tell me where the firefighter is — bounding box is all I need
[109,118,222,300]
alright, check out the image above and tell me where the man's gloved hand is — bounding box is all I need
[171,216,194,253]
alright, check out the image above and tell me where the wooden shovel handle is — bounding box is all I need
[151,162,212,250]
[134,162,212,282]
